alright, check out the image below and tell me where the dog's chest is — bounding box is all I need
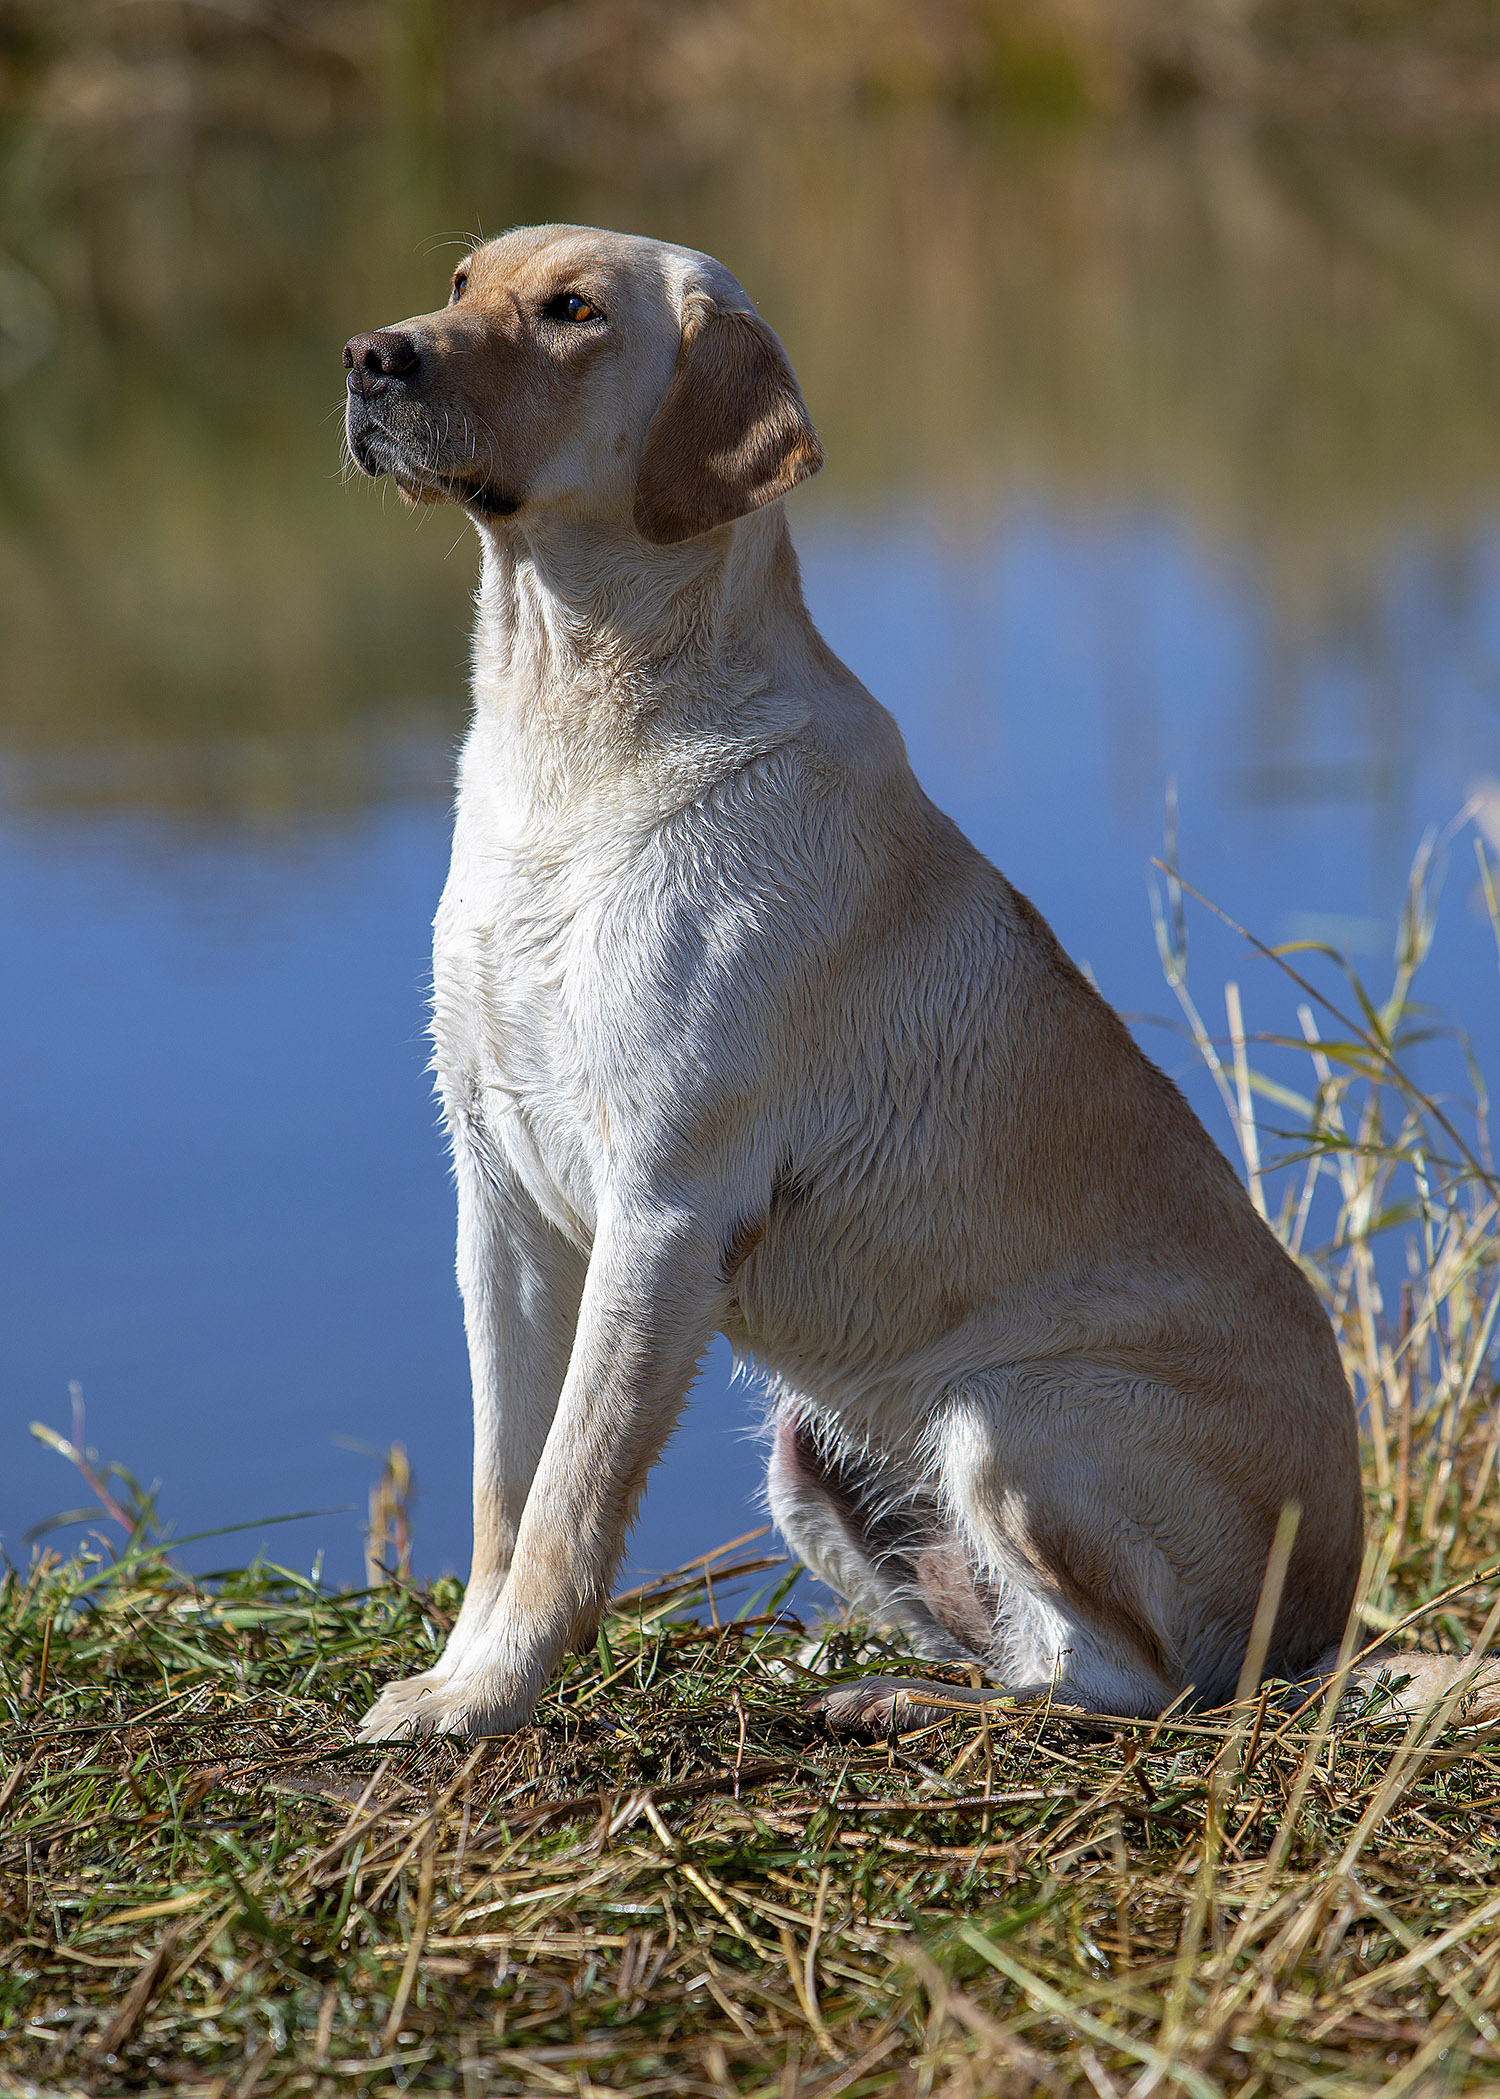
[432,793,652,1248]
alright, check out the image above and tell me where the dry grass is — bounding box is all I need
[3,824,1500,2095]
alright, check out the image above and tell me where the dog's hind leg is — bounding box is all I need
[765,1399,991,1673]
[811,1370,1188,1734]
[768,1399,1095,1732]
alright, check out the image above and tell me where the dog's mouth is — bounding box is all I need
[346,403,519,519]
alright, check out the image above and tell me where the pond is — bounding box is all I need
[2,116,1498,1586]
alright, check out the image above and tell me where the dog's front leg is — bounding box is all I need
[357,1193,727,1740]
[357,1146,587,1741]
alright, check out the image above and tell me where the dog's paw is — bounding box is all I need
[356,1671,448,1742]
[812,1674,957,1736]
[356,1670,531,1743]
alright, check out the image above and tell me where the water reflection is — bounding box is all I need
[2,113,1498,1580]
[3,118,1499,812]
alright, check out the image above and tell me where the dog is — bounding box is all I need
[342,223,1370,1743]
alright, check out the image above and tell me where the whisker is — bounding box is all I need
[418,229,484,258]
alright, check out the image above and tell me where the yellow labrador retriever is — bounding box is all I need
[343,224,1368,1742]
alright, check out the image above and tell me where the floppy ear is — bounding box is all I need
[633,296,823,546]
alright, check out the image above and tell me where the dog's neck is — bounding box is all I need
[470,503,820,769]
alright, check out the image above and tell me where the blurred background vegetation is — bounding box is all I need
[0,0,1497,819]
[5,0,1500,131]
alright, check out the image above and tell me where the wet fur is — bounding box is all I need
[344,225,1365,1743]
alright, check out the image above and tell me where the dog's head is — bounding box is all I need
[343,225,822,545]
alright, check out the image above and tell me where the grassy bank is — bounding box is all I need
[4,1530,1500,2095]
[3,841,1500,2096]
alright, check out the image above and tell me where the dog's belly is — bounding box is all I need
[720,1183,1006,1418]
[722,1169,1337,1450]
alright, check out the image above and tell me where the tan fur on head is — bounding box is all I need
[342,225,820,548]
[633,297,822,545]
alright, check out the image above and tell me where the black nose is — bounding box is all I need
[343,329,421,392]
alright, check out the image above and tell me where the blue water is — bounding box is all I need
[3,504,1497,1587]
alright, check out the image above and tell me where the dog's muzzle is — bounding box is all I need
[342,329,518,517]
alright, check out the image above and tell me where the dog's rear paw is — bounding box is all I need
[812,1675,961,1736]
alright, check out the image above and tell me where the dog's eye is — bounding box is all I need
[450,269,469,304]
[544,292,602,325]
